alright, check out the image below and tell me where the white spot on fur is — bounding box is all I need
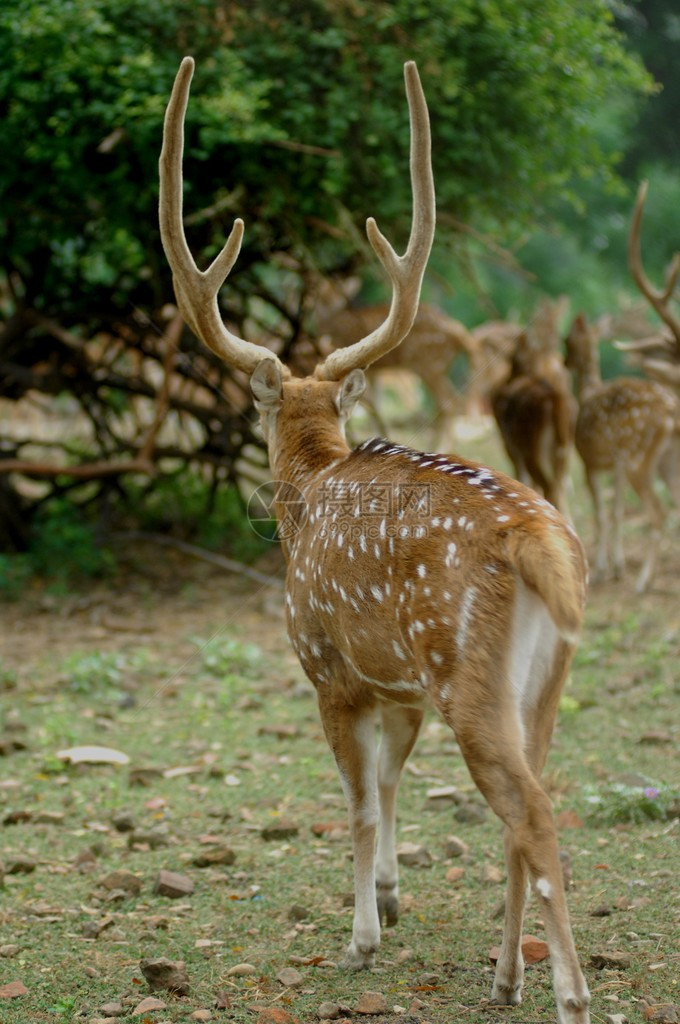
[457,586,477,654]
[536,877,552,900]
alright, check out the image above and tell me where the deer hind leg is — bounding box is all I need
[627,444,669,594]
[434,589,589,1024]
[316,687,381,969]
[376,703,424,926]
[584,465,608,582]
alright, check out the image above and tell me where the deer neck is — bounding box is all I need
[268,415,351,489]
[572,358,601,401]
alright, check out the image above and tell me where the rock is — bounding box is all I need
[5,856,36,874]
[396,842,432,868]
[99,1002,124,1016]
[425,786,462,806]
[590,904,613,917]
[454,803,487,824]
[0,980,28,998]
[128,766,164,786]
[521,936,549,963]
[34,811,65,825]
[100,870,142,895]
[480,863,504,884]
[191,1010,213,1021]
[153,869,194,898]
[140,957,190,995]
[443,836,469,859]
[288,904,310,922]
[131,996,167,1015]
[192,846,236,868]
[3,809,32,825]
[590,952,632,970]
[317,1003,342,1020]
[644,1007,679,1024]
[111,811,137,832]
[445,866,465,884]
[277,967,303,988]
[127,828,170,850]
[261,821,299,841]
[355,991,388,1015]
[0,944,20,957]
[226,963,257,976]
[255,1009,300,1024]
[605,1014,629,1024]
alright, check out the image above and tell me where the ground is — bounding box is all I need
[0,418,678,1024]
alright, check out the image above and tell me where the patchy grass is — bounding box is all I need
[1,422,679,1024]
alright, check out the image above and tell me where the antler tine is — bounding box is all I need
[159,57,288,377]
[316,61,435,381]
[628,180,680,350]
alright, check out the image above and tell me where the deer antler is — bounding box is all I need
[315,61,435,381]
[159,57,289,378]
[628,180,680,355]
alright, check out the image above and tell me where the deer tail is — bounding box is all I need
[504,525,587,643]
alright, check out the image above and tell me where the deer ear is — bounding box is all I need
[336,369,366,416]
[251,358,283,409]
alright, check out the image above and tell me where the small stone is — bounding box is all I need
[192,846,236,868]
[128,828,170,850]
[644,1007,679,1024]
[480,863,504,884]
[277,967,303,988]
[226,963,257,976]
[396,842,432,868]
[605,1014,628,1024]
[0,945,20,957]
[128,766,164,786]
[396,949,413,964]
[590,904,613,917]
[99,1003,124,1016]
[355,991,387,1015]
[425,786,462,806]
[317,1003,341,1020]
[140,957,190,995]
[591,952,632,970]
[153,869,194,899]
[445,866,465,884]
[191,1011,213,1021]
[106,927,126,942]
[100,870,142,895]
[34,811,65,825]
[131,996,167,1015]
[0,980,28,998]
[5,856,36,874]
[261,821,299,841]
[454,802,487,824]
[521,936,549,963]
[288,904,310,922]
[255,1009,300,1024]
[111,811,137,832]
[443,836,469,859]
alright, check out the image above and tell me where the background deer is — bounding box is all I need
[490,299,575,514]
[295,287,477,444]
[565,312,679,592]
[160,56,591,1024]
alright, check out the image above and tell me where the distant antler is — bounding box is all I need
[316,61,435,381]
[159,57,289,378]
[628,180,680,354]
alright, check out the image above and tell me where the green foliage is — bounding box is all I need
[29,500,116,584]
[59,646,152,696]
[192,634,265,681]
[0,0,652,319]
[123,472,272,562]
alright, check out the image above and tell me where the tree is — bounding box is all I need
[0,0,651,553]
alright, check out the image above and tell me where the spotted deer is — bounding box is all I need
[491,302,576,515]
[565,312,679,593]
[160,56,591,1024]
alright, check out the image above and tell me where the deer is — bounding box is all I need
[295,288,477,444]
[564,311,679,593]
[490,300,575,515]
[160,56,591,1024]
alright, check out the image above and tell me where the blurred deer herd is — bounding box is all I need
[289,181,680,595]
